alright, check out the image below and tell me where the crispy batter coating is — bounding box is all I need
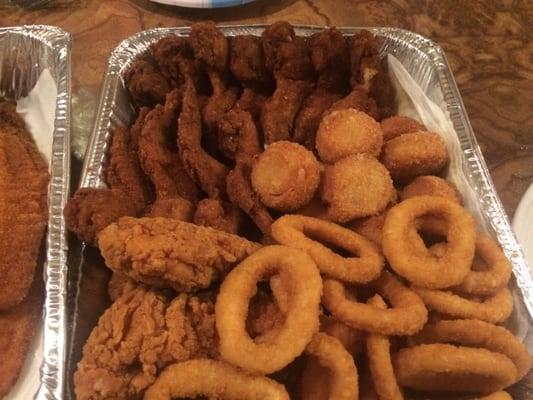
[381,115,425,142]
[190,21,229,72]
[107,271,139,302]
[106,125,153,211]
[144,197,194,221]
[381,131,449,184]
[98,216,260,292]
[125,58,170,108]
[234,83,271,123]
[0,102,48,309]
[74,287,217,400]
[0,266,43,397]
[251,141,321,211]
[64,188,137,246]
[327,87,379,120]
[178,80,229,198]
[322,155,394,223]
[193,198,244,235]
[139,89,199,203]
[229,35,269,82]
[129,106,150,152]
[316,109,383,163]
[401,175,462,204]
[347,211,387,246]
[223,110,274,235]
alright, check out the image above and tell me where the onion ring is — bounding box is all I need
[271,215,384,284]
[393,343,517,393]
[413,287,513,324]
[365,295,403,400]
[144,359,289,400]
[411,319,532,383]
[320,316,363,356]
[300,333,359,400]
[215,245,322,374]
[322,272,427,335]
[382,196,476,289]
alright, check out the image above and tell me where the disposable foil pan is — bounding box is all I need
[74,25,533,397]
[0,25,71,400]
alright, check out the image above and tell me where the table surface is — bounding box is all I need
[1,0,532,217]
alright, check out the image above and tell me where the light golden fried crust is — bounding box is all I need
[0,102,49,309]
[74,287,218,400]
[400,175,462,204]
[322,154,394,223]
[251,141,321,211]
[316,109,383,163]
[144,197,194,221]
[381,131,449,183]
[98,216,260,292]
[192,198,244,235]
[380,115,425,141]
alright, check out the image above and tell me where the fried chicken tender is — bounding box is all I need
[401,175,462,204]
[178,79,229,198]
[129,106,150,152]
[322,155,394,223]
[251,141,321,211]
[293,27,350,148]
[381,131,449,184]
[221,109,274,236]
[261,21,315,144]
[144,197,194,221]
[64,188,136,246]
[139,89,199,204]
[107,271,139,302]
[316,109,383,163]
[381,115,425,142]
[74,286,218,400]
[98,216,260,292]
[125,58,171,108]
[106,125,153,211]
[0,265,43,397]
[0,102,49,309]
[193,198,244,235]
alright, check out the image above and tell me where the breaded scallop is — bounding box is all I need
[400,175,462,204]
[381,131,449,183]
[251,141,321,211]
[321,154,394,223]
[380,115,425,141]
[316,109,383,163]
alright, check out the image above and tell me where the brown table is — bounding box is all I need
[2,0,532,217]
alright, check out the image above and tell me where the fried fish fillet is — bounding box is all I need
[98,216,260,292]
[0,101,49,310]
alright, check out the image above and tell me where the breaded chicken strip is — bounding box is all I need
[0,102,49,310]
[98,216,260,292]
[74,286,218,400]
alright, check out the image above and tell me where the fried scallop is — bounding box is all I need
[316,109,383,163]
[401,175,462,204]
[381,131,449,184]
[251,141,321,211]
[380,115,425,141]
[321,155,394,223]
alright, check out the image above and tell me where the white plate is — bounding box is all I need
[150,0,256,8]
[513,183,533,268]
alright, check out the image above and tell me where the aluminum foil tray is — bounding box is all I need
[0,25,71,400]
[73,25,533,398]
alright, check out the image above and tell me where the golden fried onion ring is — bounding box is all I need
[272,215,383,284]
[322,272,427,335]
[394,344,517,393]
[413,287,513,324]
[144,359,290,400]
[366,295,403,400]
[411,319,532,384]
[215,245,322,374]
[382,196,476,289]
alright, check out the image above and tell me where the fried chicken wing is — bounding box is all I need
[0,101,49,310]
[260,21,315,144]
[125,58,171,108]
[106,125,153,211]
[64,188,136,246]
[178,79,229,198]
[98,216,260,292]
[221,110,273,236]
[74,286,217,400]
[192,198,244,235]
[326,86,379,120]
[138,89,199,203]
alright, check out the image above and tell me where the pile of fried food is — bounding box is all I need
[65,21,531,400]
[0,101,49,397]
